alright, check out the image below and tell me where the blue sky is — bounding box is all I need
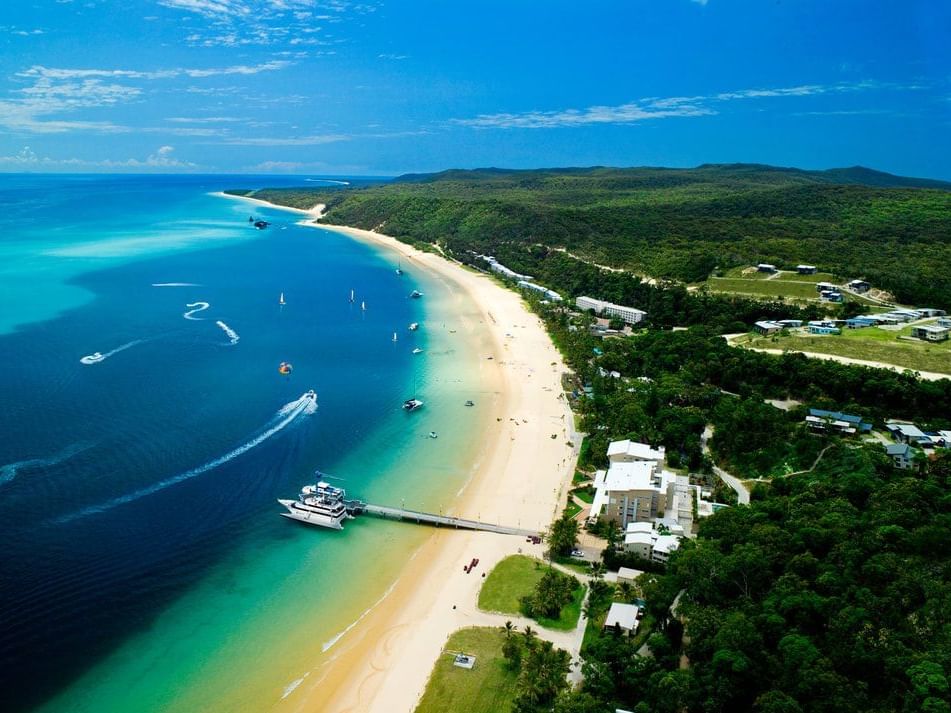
[0,0,948,177]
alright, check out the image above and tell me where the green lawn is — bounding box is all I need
[564,500,582,520]
[415,627,518,713]
[571,486,595,504]
[478,555,585,630]
[748,326,951,374]
[706,277,823,300]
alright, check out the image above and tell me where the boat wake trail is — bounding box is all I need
[216,320,239,344]
[304,178,350,185]
[183,301,210,320]
[55,392,317,524]
[152,282,200,287]
[80,340,144,365]
[0,443,93,488]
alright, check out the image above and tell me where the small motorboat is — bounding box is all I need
[279,292,286,306]
[408,322,419,331]
[429,431,438,439]
[253,220,270,230]
[80,352,105,365]
[465,400,474,407]
[409,290,423,299]
[402,398,424,412]
[412,347,424,355]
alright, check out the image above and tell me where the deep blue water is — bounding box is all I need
[0,174,471,712]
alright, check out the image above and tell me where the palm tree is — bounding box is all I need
[503,620,515,639]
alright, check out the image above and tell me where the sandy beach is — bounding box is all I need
[219,191,578,712]
[283,219,576,712]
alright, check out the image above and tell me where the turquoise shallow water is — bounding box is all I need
[0,175,492,712]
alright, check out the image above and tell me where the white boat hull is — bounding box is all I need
[278,499,348,530]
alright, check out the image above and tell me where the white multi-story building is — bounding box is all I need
[607,439,666,464]
[590,461,675,528]
[622,522,683,563]
[482,256,533,282]
[575,296,646,324]
[516,280,563,302]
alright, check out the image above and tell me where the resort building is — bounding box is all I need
[607,439,666,464]
[516,280,563,302]
[797,265,818,274]
[481,256,533,282]
[816,281,837,292]
[845,316,877,329]
[911,325,950,342]
[887,423,927,444]
[622,522,682,563]
[757,263,777,273]
[575,296,646,324]
[777,319,804,328]
[590,461,674,528]
[806,409,872,433]
[753,320,783,336]
[603,602,640,635]
[848,279,871,293]
[885,443,916,470]
[819,290,843,303]
[938,317,951,328]
[808,324,840,335]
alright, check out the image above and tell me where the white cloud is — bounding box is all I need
[220,133,351,146]
[166,116,242,123]
[0,145,197,170]
[378,53,408,60]
[453,80,912,129]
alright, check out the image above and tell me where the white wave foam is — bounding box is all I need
[1,443,93,487]
[55,392,317,523]
[80,340,143,365]
[183,301,210,320]
[322,577,399,653]
[215,320,239,344]
[281,674,309,700]
[152,282,200,287]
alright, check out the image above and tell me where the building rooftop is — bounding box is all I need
[885,443,912,456]
[604,602,640,632]
[607,439,666,462]
[888,423,926,438]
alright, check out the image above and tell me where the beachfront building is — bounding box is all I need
[911,325,950,342]
[777,319,804,328]
[603,603,640,635]
[808,324,840,335]
[757,263,777,273]
[848,279,871,293]
[797,264,818,274]
[590,461,674,529]
[516,280,563,302]
[607,439,666,464]
[819,290,843,303]
[816,282,837,293]
[845,316,877,329]
[575,296,646,325]
[754,320,783,336]
[481,256,533,282]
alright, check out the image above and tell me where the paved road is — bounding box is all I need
[702,426,750,505]
[745,347,950,382]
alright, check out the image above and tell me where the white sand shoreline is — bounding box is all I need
[218,194,577,712]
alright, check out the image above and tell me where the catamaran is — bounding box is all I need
[278,478,352,529]
[402,398,424,411]
[408,322,419,331]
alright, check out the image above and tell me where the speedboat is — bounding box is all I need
[409,322,419,331]
[253,220,270,230]
[80,352,105,365]
[304,390,317,403]
[412,347,424,355]
[409,290,423,299]
[465,400,474,407]
[402,398,424,412]
[429,431,438,439]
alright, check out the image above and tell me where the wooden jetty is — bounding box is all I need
[347,501,538,538]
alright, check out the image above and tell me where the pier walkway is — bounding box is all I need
[350,501,539,537]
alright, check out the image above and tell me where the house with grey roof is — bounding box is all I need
[885,443,916,470]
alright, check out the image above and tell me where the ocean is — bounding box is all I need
[0,175,494,712]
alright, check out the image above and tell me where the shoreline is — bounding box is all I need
[228,197,577,712]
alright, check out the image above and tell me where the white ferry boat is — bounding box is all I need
[278,479,351,529]
[402,398,424,411]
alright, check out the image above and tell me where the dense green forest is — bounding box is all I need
[558,447,951,713]
[228,163,951,309]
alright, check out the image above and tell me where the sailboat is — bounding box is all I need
[349,289,354,303]
[392,332,398,342]
[279,292,286,306]
[361,300,366,311]
[402,373,423,411]
[395,260,404,276]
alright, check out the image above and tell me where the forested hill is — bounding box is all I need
[228,164,951,309]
